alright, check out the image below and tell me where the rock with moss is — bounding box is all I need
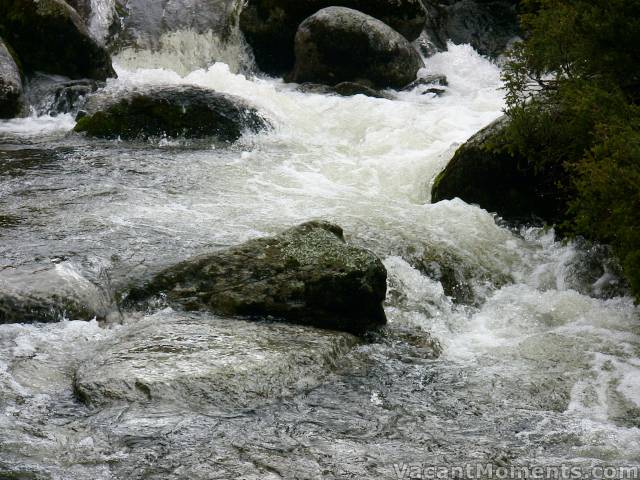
[0,0,115,80]
[431,116,566,225]
[0,37,23,118]
[240,0,426,74]
[289,7,424,90]
[126,221,388,334]
[74,85,270,140]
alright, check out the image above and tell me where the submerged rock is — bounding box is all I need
[0,37,23,119]
[240,0,426,74]
[0,263,119,324]
[420,0,520,58]
[431,116,566,225]
[25,73,103,116]
[126,221,388,334]
[289,7,424,90]
[0,0,116,80]
[297,81,394,99]
[74,313,358,408]
[74,85,269,140]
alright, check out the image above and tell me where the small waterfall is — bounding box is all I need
[88,0,116,45]
[107,0,255,75]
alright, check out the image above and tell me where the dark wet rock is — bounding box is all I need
[73,313,358,407]
[431,116,567,225]
[126,221,388,334]
[289,7,424,90]
[109,0,240,52]
[403,74,449,95]
[420,0,520,58]
[403,74,448,89]
[297,81,394,99]
[25,73,103,116]
[0,264,119,324]
[0,37,24,118]
[240,0,427,75]
[74,85,269,141]
[0,0,116,80]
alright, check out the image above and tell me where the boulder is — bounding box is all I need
[0,0,116,80]
[126,221,388,334]
[74,85,270,140]
[0,37,23,118]
[431,116,566,225]
[240,0,427,74]
[420,0,520,58]
[73,312,358,408]
[289,7,424,90]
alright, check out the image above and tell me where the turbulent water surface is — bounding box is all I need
[1,30,639,480]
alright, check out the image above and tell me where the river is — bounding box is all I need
[0,19,639,479]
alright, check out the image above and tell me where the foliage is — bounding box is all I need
[502,0,640,298]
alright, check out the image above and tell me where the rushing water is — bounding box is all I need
[1,34,639,479]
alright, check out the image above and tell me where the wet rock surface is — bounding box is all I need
[74,85,269,140]
[25,73,104,116]
[289,7,424,90]
[0,0,116,80]
[297,81,394,99]
[0,37,23,118]
[240,0,426,74]
[73,312,359,408]
[110,0,240,51]
[420,0,520,58]
[0,263,118,324]
[127,221,388,334]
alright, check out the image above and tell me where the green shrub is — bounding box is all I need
[502,0,640,298]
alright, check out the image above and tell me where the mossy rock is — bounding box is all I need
[240,0,426,74]
[431,116,567,226]
[74,85,270,141]
[0,0,115,80]
[125,221,388,334]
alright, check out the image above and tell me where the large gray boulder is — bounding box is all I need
[0,37,23,118]
[74,85,270,141]
[73,313,358,408]
[240,0,427,74]
[0,0,116,80]
[431,116,567,225]
[289,7,424,89]
[126,221,388,334]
